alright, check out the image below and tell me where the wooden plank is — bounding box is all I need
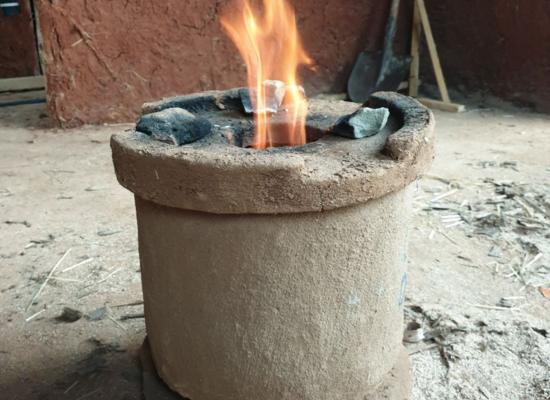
[417,98,465,113]
[416,0,451,103]
[0,76,45,92]
[409,0,421,97]
[398,80,422,91]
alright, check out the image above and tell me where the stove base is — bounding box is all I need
[139,337,412,400]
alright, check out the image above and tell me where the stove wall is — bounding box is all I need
[36,0,549,126]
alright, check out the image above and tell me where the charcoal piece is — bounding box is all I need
[136,108,211,145]
[57,307,83,323]
[239,89,254,115]
[330,107,390,139]
[218,88,243,111]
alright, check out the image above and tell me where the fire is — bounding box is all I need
[220,0,313,149]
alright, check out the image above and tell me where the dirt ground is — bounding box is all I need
[0,90,549,400]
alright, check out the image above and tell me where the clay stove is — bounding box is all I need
[111,89,434,400]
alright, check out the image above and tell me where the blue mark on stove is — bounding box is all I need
[347,295,361,307]
[398,273,407,308]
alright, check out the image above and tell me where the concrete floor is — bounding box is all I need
[0,91,549,400]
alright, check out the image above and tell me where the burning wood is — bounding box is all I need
[239,79,307,115]
[220,0,313,149]
[239,80,286,115]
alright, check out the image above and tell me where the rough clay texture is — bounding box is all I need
[137,186,413,400]
[140,338,412,400]
[111,92,435,214]
[0,0,40,78]
[35,0,415,127]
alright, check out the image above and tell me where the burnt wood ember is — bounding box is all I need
[239,81,306,115]
[56,307,83,323]
[238,88,255,114]
[330,107,390,139]
[239,80,287,114]
[136,108,211,146]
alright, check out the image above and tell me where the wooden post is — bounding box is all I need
[409,1,421,97]
[416,0,451,103]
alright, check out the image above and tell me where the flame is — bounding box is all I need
[220,0,313,148]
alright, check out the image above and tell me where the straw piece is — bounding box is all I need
[437,229,458,245]
[108,314,127,331]
[64,381,79,394]
[26,248,72,311]
[25,308,46,322]
[113,300,144,308]
[431,189,457,202]
[440,214,460,219]
[468,304,519,311]
[521,253,543,274]
[85,267,123,288]
[61,257,94,273]
[49,276,81,283]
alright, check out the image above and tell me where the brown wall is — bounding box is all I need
[0,0,40,78]
[37,0,412,126]
[423,0,550,111]
[36,0,550,126]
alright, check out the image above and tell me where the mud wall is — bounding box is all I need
[36,0,413,126]
[0,0,40,78]
[423,0,550,111]
[36,0,550,126]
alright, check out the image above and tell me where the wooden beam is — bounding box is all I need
[415,0,451,103]
[417,98,465,113]
[409,1,421,97]
[0,76,45,92]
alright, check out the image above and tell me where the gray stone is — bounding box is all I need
[488,245,502,257]
[136,108,211,145]
[330,107,390,139]
[86,306,107,321]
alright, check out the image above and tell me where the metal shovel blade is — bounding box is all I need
[347,0,412,103]
[347,51,412,103]
[347,51,382,103]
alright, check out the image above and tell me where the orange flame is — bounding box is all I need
[220,0,313,149]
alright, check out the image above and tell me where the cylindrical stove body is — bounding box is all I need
[136,187,411,399]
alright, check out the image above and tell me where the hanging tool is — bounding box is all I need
[348,0,412,102]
